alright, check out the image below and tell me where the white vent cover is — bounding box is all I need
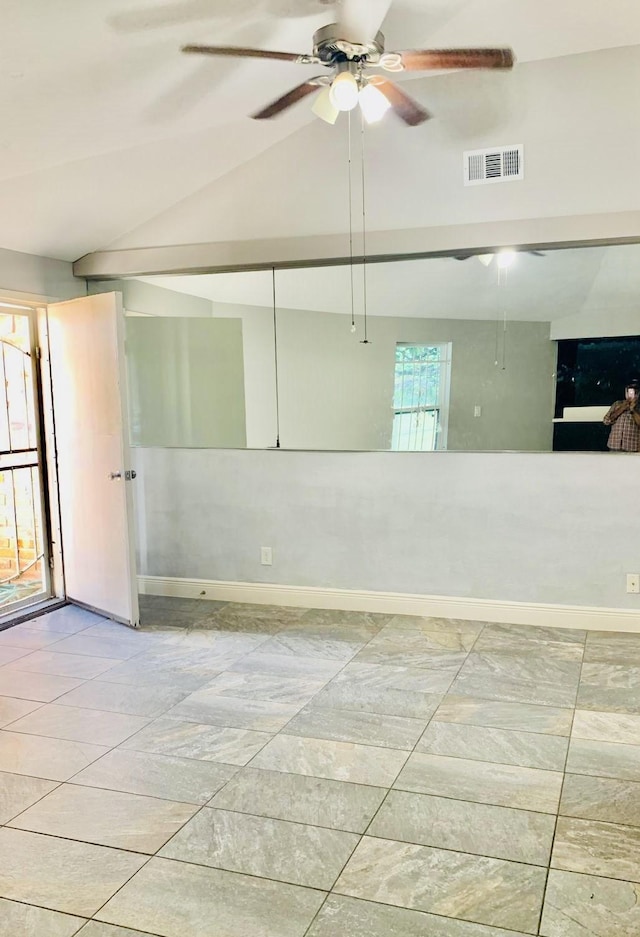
[463,144,524,186]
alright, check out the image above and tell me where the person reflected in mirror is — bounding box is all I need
[603,379,640,451]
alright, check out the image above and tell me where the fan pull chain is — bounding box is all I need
[360,110,370,344]
[347,111,356,334]
[272,267,281,448]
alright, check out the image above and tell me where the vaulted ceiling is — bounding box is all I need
[2,0,640,262]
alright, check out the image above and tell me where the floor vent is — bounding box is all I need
[464,144,524,186]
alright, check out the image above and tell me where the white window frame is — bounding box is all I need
[392,342,452,451]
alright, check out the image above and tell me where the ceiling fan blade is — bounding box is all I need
[369,76,431,126]
[388,47,515,72]
[252,80,323,119]
[336,0,392,40]
[182,44,311,63]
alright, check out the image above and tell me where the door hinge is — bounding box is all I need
[48,556,55,570]
[35,346,42,360]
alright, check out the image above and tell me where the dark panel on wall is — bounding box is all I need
[555,335,640,417]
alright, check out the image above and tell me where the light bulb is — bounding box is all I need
[311,87,339,124]
[477,254,494,267]
[350,322,356,333]
[497,250,517,269]
[358,82,392,124]
[329,72,359,112]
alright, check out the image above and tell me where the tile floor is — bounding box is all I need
[0,598,639,936]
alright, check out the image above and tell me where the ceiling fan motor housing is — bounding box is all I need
[312,24,385,64]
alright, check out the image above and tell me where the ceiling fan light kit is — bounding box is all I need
[311,86,339,124]
[358,82,392,123]
[182,22,515,127]
[328,69,359,111]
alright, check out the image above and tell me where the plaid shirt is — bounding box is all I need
[604,401,640,452]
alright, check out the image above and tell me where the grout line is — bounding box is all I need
[534,643,585,935]
[3,775,66,825]
[388,781,560,818]
[0,698,48,729]
[0,896,89,927]
[0,720,155,750]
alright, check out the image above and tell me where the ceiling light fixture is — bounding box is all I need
[358,81,392,124]
[329,71,359,112]
[311,86,339,124]
[497,249,517,269]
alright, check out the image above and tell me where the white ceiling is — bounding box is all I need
[2,0,640,261]
[141,242,640,321]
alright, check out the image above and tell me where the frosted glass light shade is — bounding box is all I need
[359,83,391,123]
[329,72,359,111]
[312,87,339,124]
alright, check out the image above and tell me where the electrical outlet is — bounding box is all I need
[626,573,640,594]
[261,546,273,566]
[474,405,482,418]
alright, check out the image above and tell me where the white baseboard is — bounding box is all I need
[138,576,640,633]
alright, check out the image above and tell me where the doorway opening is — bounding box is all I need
[0,303,53,617]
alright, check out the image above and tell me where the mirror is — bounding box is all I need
[119,240,640,452]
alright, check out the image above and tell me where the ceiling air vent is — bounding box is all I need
[463,144,524,186]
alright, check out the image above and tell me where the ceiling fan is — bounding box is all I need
[182,24,515,127]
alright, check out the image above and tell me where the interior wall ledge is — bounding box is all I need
[139,575,640,634]
[74,210,640,279]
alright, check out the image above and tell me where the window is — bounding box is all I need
[392,343,452,451]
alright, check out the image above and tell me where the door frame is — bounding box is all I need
[0,298,61,619]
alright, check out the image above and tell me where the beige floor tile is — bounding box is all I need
[416,720,568,770]
[369,789,556,865]
[551,816,640,882]
[72,748,237,804]
[121,716,272,765]
[0,646,33,666]
[55,680,188,717]
[0,730,108,780]
[165,690,301,731]
[541,869,640,937]
[395,751,563,813]
[335,836,546,933]
[0,695,42,727]
[0,898,85,937]
[76,925,157,937]
[0,626,65,650]
[8,703,149,746]
[96,856,325,937]
[9,783,197,853]
[251,733,409,786]
[0,669,85,702]
[0,770,58,822]
[433,695,574,736]
[160,806,359,888]
[210,766,385,832]
[4,649,118,679]
[0,827,146,916]
[308,895,532,937]
[560,773,640,827]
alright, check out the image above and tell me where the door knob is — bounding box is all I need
[109,471,122,480]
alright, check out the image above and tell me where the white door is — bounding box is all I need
[46,292,139,626]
